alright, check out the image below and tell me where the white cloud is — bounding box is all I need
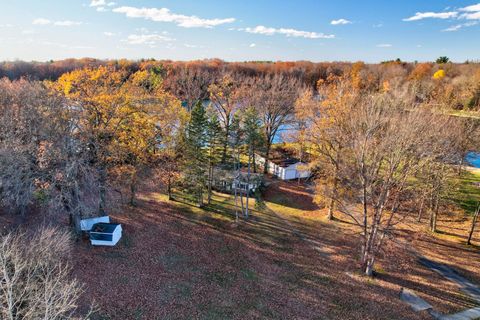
[404,4,480,24]
[90,0,115,7]
[0,24,14,28]
[443,20,479,31]
[331,18,351,25]
[32,18,51,25]
[54,20,83,26]
[460,3,480,12]
[96,7,107,12]
[123,33,174,45]
[461,11,480,20]
[376,44,392,47]
[403,11,458,21]
[249,43,256,47]
[242,25,334,39]
[32,18,82,27]
[103,31,116,36]
[443,24,462,31]
[112,6,235,28]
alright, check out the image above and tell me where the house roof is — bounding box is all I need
[262,146,310,168]
[90,223,120,234]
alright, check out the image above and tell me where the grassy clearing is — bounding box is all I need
[451,169,480,215]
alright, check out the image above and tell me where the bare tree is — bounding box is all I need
[300,78,455,276]
[208,72,243,164]
[0,227,91,320]
[246,74,302,174]
[165,64,214,112]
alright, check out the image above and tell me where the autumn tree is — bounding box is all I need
[208,72,243,163]
[55,66,183,216]
[299,77,454,276]
[296,75,353,220]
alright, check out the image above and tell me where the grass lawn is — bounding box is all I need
[451,168,480,215]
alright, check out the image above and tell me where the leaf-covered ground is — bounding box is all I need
[67,178,477,320]
[2,176,479,319]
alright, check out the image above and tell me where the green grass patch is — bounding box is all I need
[450,170,480,215]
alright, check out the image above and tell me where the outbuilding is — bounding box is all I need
[256,146,311,181]
[89,223,123,246]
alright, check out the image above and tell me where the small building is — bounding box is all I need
[256,147,311,181]
[211,167,263,194]
[89,223,123,246]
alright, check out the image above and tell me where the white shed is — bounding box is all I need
[256,154,311,181]
[89,223,123,246]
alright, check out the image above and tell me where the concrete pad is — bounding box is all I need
[400,288,433,312]
[439,307,480,320]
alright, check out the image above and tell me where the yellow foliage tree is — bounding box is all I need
[54,65,185,210]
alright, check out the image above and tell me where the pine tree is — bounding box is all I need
[206,112,223,204]
[183,101,207,207]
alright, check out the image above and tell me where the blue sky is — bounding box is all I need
[0,0,479,62]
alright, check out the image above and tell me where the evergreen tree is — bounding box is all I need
[183,101,207,207]
[206,112,224,204]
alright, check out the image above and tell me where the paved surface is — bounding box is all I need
[401,257,480,320]
[419,257,480,303]
[400,288,433,311]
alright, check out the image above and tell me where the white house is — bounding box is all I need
[89,223,123,246]
[256,148,311,181]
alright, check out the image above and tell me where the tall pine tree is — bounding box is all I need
[183,101,207,207]
[206,112,223,204]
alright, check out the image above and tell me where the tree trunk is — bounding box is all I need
[365,256,375,277]
[129,169,137,206]
[221,125,229,164]
[98,164,107,215]
[467,205,479,245]
[245,150,252,218]
[167,174,173,200]
[417,196,425,222]
[327,198,335,221]
[263,141,271,174]
[430,197,439,233]
[207,164,213,205]
[327,165,339,221]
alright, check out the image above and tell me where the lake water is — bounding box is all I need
[466,152,480,168]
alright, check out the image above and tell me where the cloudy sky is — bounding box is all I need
[0,0,479,62]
